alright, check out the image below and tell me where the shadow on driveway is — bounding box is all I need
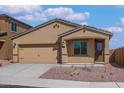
[0,84,42,88]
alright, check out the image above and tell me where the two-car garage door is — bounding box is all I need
[18,44,57,63]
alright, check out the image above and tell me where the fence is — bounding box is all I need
[110,47,124,65]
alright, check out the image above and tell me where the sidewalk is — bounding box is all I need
[0,77,123,88]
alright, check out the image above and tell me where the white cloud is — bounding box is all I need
[45,7,90,21]
[0,5,42,14]
[66,12,90,21]
[105,27,124,33]
[120,18,124,25]
[0,6,90,23]
[80,22,88,25]
[0,5,47,22]
[45,7,73,18]
[17,12,47,21]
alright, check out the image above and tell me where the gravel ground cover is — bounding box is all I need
[40,63,124,82]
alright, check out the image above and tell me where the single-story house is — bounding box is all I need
[12,18,112,64]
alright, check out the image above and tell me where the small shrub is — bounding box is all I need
[76,71,80,75]
[101,75,104,79]
[109,72,113,75]
[70,73,73,76]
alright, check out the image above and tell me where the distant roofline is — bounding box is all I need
[0,14,32,28]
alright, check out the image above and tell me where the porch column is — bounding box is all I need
[88,39,95,63]
[104,38,110,64]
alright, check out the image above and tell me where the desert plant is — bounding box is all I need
[109,72,113,75]
[101,75,104,79]
[70,72,74,76]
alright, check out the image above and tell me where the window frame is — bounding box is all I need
[73,40,87,56]
[11,22,17,32]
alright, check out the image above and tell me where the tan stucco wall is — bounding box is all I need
[0,18,31,60]
[13,22,75,62]
[13,22,75,44]
[0,38,13,60]
[63,29,109,40]
[62,29,110,63]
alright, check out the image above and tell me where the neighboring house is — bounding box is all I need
[12,18,112,64]
[0,14,32,60]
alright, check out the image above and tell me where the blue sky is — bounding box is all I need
[0,5,124,49]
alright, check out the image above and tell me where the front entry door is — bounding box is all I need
[95,40,104,62]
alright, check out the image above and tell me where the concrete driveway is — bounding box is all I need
[0,63,55,79]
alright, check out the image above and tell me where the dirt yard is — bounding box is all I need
[40,63,124,82]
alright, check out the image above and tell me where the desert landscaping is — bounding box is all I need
[41,63,124,82]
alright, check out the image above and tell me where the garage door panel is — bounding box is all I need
[19,44,57,63]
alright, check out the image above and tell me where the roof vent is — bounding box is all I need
[53,24,59,28]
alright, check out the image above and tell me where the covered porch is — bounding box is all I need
[59,26,110,64]
[62,38,106,63]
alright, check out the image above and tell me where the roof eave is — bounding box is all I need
[59,25,113,37]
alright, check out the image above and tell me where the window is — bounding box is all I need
[96,41,103,55]
[81,42,87,54]
[11,23,17,32]
[74,40,87,55]
[97,42,103,51]
[74,41,80,55]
